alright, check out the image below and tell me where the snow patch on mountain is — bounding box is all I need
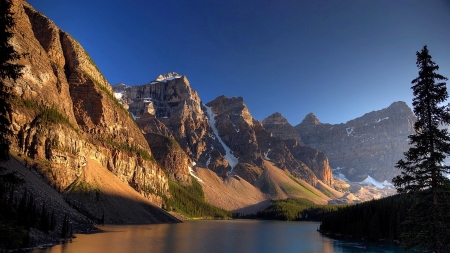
[114,92,123,99]
[206,155,211,167]
[263,149,271,160]
[359,175,385,189]
[382,180,393,186]
[152,72,183,83]
[346,127,354,136]
[376,117,389,123]
[334,172,350,182]
[188,163,204,183]
[204,105,239,170]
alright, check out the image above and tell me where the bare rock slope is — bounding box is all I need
[295,101,415,182]
[5,0,176,223]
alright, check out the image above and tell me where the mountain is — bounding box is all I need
[115,76,337,202]
[295,101,415,182]
[3,0,179,233]
[3,2,413,243]
[262,112,303,144]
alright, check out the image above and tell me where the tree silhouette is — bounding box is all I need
[393,45,450,252]
[0,0,23,163]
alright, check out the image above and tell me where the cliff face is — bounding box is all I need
[117,80,334,193]
[6,0,171,217]
[295,101,415,182]
[262,112,303,144]
[262,112,333,185]
[205,95,329,186]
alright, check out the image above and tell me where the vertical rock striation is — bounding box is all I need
[6,0,170,210]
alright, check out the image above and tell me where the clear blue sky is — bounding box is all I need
[27,0,450,125]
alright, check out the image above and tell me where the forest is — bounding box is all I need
[319,194,413,242]
[162,177,231,219]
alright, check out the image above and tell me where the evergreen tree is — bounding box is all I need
[0,0,23,163]
[0,0,25,210]
[393,45,450,252]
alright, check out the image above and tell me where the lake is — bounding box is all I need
[31,220,401,253]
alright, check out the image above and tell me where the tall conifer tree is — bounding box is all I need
[0,0,23,162]
[393,45,450,252]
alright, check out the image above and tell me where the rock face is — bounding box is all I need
[262,112,303,144]
[5,0,172,222]
[117,80,335,193]
[261,112,332,185]
[295,101,415,182]
[284,140,334,186]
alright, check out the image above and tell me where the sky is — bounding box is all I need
[27,0,450,125]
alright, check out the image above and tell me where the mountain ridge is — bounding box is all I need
[3,1,415,237]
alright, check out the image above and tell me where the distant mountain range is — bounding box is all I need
[2,0,415,237]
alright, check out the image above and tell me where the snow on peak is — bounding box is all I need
[154,72,182,82]
[204,104,239,171]
[382,180,393,187]
[359,175,385,189]
[346,127,354,136]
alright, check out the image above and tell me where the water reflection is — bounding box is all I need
[30,220,400,253]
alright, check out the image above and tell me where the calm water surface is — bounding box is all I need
[32,220,401,253]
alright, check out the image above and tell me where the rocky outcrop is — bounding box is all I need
[262,112,333,184]
[205,96,323,186]
[6,0,171,214]
[122,73,210,161]
[284,140,333,185]
[118,80,332,189]
[144,133,191,185]
[206,96,259,164]
[262,112,303,144]
[295,101,415,182]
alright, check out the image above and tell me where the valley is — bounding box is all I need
[0,0,416,250]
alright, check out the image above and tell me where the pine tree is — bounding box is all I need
[393,45,450,252]
[0,0,23,163]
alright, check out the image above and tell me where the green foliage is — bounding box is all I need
[150,134,182,156]
[0,186,63,248]
[286,173,322,198]
[399,184,450,252]
[259,176,277,195]
[393,45,450,252]
[15,99,79,134]
[319,194,413,242]
[0,0,24,162]
[0,166,28,248]
[162,178,231,219]
[244,198,339,221]
[97,137,155,162]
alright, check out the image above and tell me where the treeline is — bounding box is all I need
[15,99,78,133]
[0,186,72,249]
[319,194,413,242]
[235,198,341,221]
[162,177,231,219]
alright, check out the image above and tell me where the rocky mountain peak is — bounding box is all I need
[301,113,321,126]
[111,83,129,93]
[153,72,184,83]
[296,101,415,182]
[263,112,288,124]
[207,95,254,128]
[262,112,303,143]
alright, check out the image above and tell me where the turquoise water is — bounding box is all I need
[31,220,401,253]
